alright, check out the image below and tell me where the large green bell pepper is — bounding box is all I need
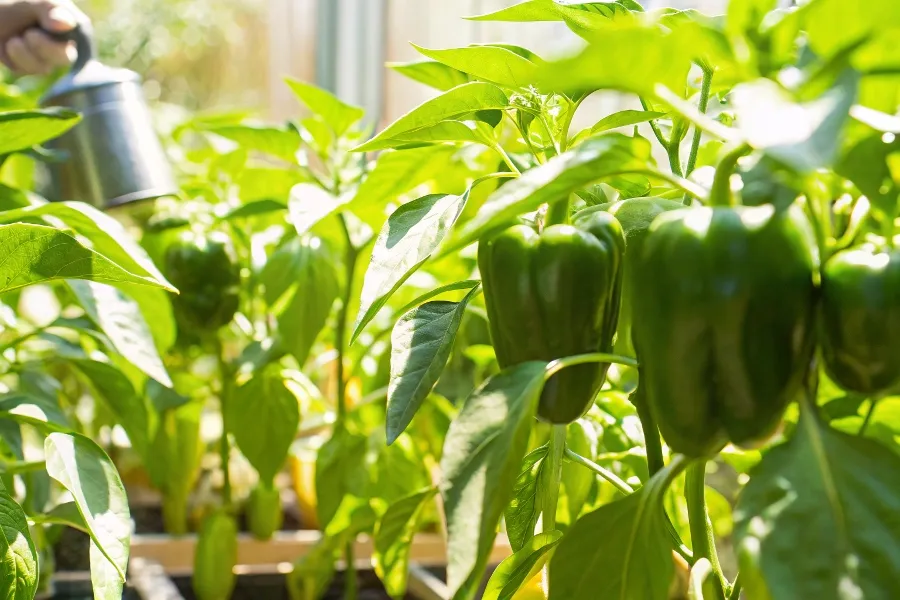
[631,204,818,457]
[478,212,625,424]
[821,242,900,395]
[163,228,241,335]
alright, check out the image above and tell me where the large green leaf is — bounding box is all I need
[548,458,682,600]
[0,223,171,294]
[440,134,652,256]
[352,192,470,341]
[733,408,900,600]
[730,71,859,174]
[66,358,153,458]
[373,487,438,599]
[412,44,543,89]
[0,108,80,155]
[0,394,69,432]
[0,478,37,600]
[536,22,693,97]
[67,281,172,387]
[288,183,351,237]
[0,201,175,290]
[483,531,562,600]
[504,445,549,552]
[227,364,301,484]
[116,283,177,355]
[45,433,130,598]
[285,78,365,136]
[388,60,470,91]
[203,123,301,162]
[261,236,339,367]
[315,427,369,529]
[387,286,481,445]
[441,361,547,600]
[354,83,509,152]
[343,145,459,228]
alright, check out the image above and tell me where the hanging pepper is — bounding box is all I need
[821,241,900,395]
[631,203,818,457]
[478,211,625,423]
[247,481,283,541]
[193,509,238,600]
[163,228,241,335]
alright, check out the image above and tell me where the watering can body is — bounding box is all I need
[36,22,178,209]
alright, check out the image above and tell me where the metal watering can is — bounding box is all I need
[36,18,178,210]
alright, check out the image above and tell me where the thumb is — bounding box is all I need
[38,4,80,33]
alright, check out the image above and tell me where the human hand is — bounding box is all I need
[0,1,88,75]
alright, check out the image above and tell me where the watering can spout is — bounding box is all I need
[36,18,178,210]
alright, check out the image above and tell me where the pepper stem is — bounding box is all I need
[545,196,571,227]
[709,144,751,208]
[686,461,727,598]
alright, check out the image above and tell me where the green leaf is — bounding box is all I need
[387,286,481,445]
[0,223,172,294]
[561,419,598,523]
[0,108,80,155]
[548,458,681,600]
[586,109,668,136]
[836,131,900,216]
[352,192,471,341]
[31,501,89,533]
[203,123,301,162]
[466,1,562,22]
[66,358,152,458]
[388,60,471,91]
[0,477,37,600]
[67,281,172,387]
[261,236,339,367]
[354,83,509,152]
[227,364,301,484]
[441,361,547,600]
[412,44,543,89]
[116,283,177,355]
[45,433,130,595]
[343,145,458,228]
[536,23,693,98]
[483,531,562,600]
[441,134,651,256]
[388,120,495,147]
[315,427,369,528]
[504,445,548,552]
[730,71,859,173]
[0,395,69,431]
[733,407,900,600]
[220,198,288,222]
[373,487,439,599]
[393,280,481,317]
[285,78,365,136]
[0,201,175,290]
[288,183,351,237]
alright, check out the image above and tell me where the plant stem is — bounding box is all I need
[632,168,709,201]
[545,197,571,227]
[543,425,567,533]
[544,352,638,380]
[565,449,633,495]
[631,378,664,476]
[559,94,587,152]
[859,397,879,435]
[667,137,684,178]
[493,143,521,175]
[541,425,566,595]
[216,339,232,509]
[335,214,360,426]
[709,144,752,207]
[335,213,361,600]
[641,97,669,150]
[685,66,714,178]
[685,461,726,596]
[728,572,742,600]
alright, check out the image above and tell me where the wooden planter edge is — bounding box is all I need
[129,530,512,576]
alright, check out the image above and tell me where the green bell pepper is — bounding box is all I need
[478,211,625,424]
[631,204,818,457]
[821,242,900,395]
[163,228,241,335]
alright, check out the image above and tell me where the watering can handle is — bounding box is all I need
[42,17,94,76]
